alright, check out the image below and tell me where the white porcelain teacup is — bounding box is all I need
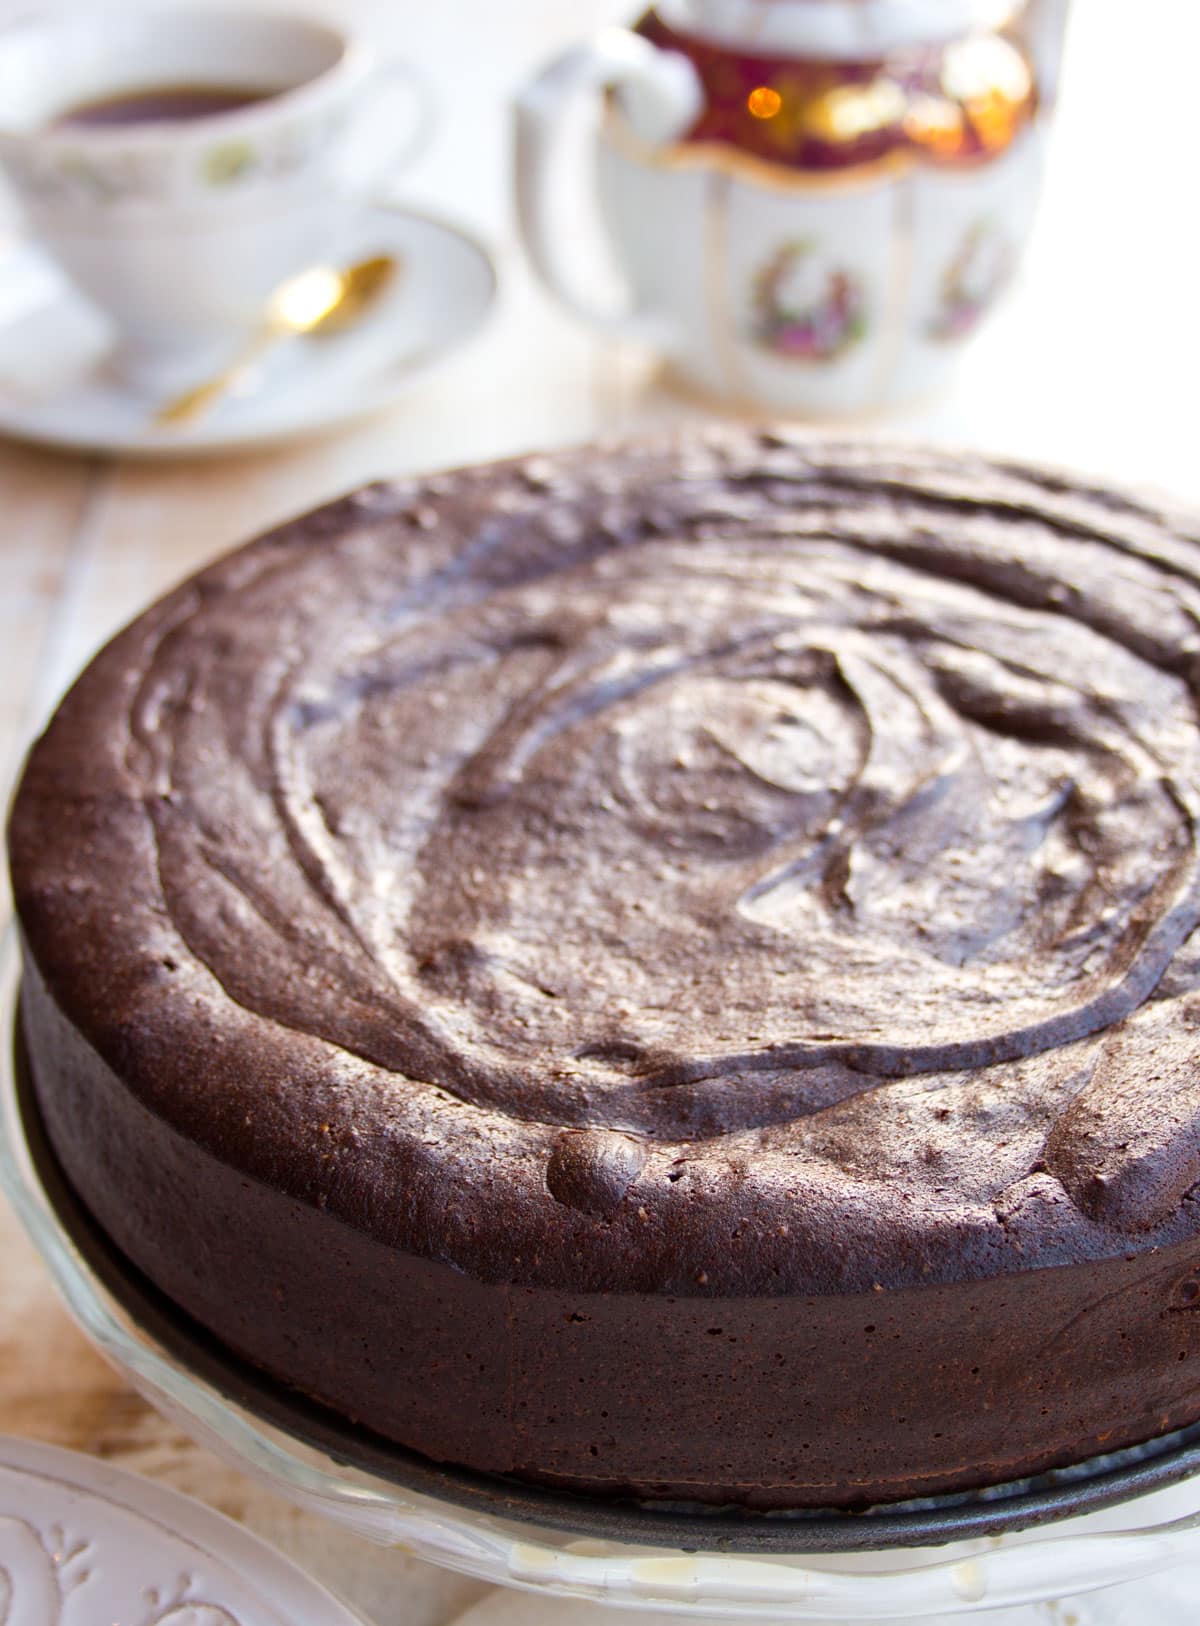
[0,6,430,392]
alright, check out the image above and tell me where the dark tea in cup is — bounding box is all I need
[52,83,280,130]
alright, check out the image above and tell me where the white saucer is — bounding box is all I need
[0,205,497,457]
[0,1432,369,1625]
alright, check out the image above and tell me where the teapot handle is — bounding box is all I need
[514,28,702,341]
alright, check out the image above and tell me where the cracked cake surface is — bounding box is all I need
[11,430,1200,1508]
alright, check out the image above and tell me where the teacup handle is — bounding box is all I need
[515,29,703,342]
[338,60,434,198]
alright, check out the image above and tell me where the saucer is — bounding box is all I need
[0,1433,370,1626]
[0,205,497,456]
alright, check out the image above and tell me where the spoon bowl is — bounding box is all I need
[269,255,397,340]
[155,253,400,427]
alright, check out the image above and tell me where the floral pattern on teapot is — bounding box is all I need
[927,218,1016,341]
[751,240,867,361]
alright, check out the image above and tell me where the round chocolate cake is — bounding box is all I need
[11,431,1200,1511]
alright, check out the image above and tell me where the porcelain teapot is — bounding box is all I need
[516,0,1069,414]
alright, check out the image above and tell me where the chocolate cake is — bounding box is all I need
[11,431,1200,1511]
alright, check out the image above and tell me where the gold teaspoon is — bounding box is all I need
[154,253,399,428]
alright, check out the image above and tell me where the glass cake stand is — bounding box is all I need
[4,945,1200,1623]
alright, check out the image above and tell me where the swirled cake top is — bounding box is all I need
[14,432,1200,1287]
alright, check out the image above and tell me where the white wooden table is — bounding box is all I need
[0,2,1196,1621]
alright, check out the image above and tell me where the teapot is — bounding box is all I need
[516,0,1069,414]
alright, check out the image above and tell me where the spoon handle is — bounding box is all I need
[153,326,280,429]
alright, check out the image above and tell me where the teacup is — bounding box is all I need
[0,6,429,392]
[517,0,1070,416]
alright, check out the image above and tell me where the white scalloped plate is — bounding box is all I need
[0,1432,368,1626]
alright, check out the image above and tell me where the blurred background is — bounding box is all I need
[0,0,1192,482]
[50,0,1179,479]
[0,1,1192,718]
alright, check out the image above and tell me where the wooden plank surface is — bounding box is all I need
[0,446,99,845]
